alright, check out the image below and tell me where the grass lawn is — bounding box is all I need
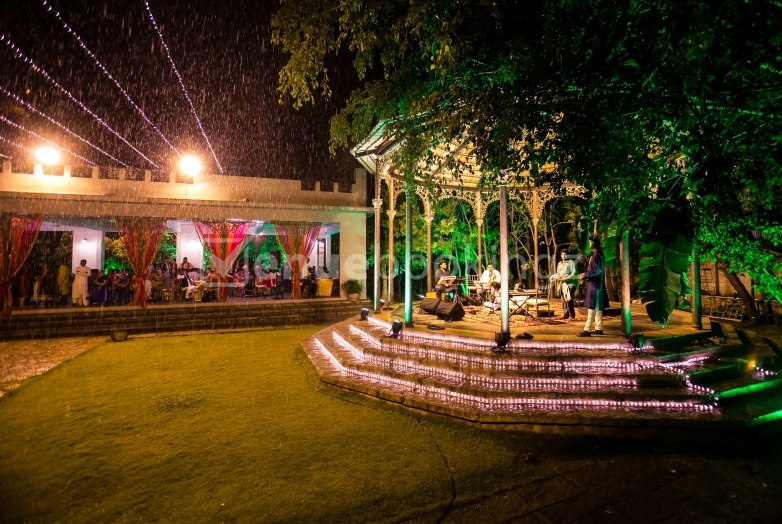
[0,326,559,523]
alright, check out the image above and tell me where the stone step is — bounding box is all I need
[713,374,782,404]
[307,337,717,423]
[322,333,703,402]
[348,323,656,368]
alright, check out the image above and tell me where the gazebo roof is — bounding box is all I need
[352,122,562,194]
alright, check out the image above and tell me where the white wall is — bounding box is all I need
[71,227,104,272]
[174,221,204,271]
[339,215,367,298]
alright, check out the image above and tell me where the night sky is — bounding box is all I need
[0,0,361,187]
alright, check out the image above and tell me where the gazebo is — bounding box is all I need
[353,123,587,336]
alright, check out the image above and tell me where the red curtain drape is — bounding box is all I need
[194,221,250,301]
[274,223,321,299]
[0,213,43,312]
[115,217,168,309]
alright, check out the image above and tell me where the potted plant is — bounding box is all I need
[340,279,364,300]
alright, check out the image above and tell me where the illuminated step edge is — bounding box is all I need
[313,338,713,412]
[332,331,653,391]
[351,323,654,370]
[339,329,688,388]
[747,408,782,427]
[348,324,654,374]
[713,377,782,402]
[366,315,653,352]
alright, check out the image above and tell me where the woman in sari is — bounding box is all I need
[92,272,109,306]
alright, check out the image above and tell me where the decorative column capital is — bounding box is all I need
[424,215,434,225]
[372,198,384,210]
[476,218,484,227]
[387,210,397,219]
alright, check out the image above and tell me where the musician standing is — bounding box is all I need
[550,250,578,319]
[477,263,501,302]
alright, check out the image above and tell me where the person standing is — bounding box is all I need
[92,271,109,306]
[477,263,501,302]
[72,259,91,307]
[56,260,70,305]
[550,250,578,320]
[578,240,609,336]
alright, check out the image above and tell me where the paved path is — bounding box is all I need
[0,336,105,396]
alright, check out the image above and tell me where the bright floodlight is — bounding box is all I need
[35,146,60,165]
[179,155,202,177]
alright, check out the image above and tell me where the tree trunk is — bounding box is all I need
[718,265,759,319]
[604,266,617,302]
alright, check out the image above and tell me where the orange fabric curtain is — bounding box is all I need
[274,223,321,299]
[115,217,168,309]
[194,221,251,302]
[0,213,43,311]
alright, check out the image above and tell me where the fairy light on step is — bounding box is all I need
[40,0,180,157]
[366,316,653,352]
[334,329,640,390]
[313,338,713,412]
[0,35,158,168]
[0,115,95,165]
[143,1,223,173]
[2,88,127,166]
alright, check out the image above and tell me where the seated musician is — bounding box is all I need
[434,261,456,300]
[477,263,501,302]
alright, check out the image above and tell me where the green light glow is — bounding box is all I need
[715,377,782,401]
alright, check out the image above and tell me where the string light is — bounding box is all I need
[0,35,158,168]
[144,1,223,173]
[0,133,34,154]
[2,88,127,166]
[40,0,180,157]
[333,331,638,390]
[0,115,95,165]
[366,316,653,352]
[313,338,713,412]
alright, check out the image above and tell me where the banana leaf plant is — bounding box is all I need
[638,234,693,327]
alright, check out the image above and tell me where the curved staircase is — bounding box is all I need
[302,316,782,437]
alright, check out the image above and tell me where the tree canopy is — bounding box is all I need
[272,0,782,301]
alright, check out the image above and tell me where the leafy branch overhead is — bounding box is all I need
[273,0,782,303]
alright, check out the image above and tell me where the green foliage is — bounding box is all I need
[273,0,782,302]
[340,279,365,295]
[638,235,693,327]
[156,233,177,263]
[104,235,131,272]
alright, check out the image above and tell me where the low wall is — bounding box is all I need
[0,299,371,341]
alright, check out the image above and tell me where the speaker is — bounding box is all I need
[418,298,441,315]
[436,301,465,321]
